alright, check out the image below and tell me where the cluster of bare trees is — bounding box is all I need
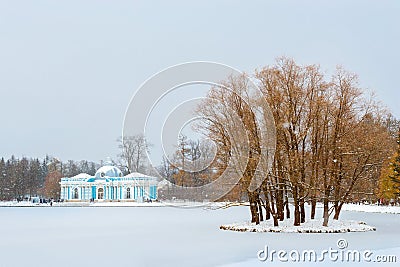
[117,135,149,173]
[156,135,217,200]
[0,155,99,200]
[165,135,215,187]
[196,57,398,226]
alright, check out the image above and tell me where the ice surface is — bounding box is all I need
[0,204,399,267]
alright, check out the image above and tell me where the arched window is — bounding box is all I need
[126,188,131,199]
[73,188,79,199]
[98,188,104,199]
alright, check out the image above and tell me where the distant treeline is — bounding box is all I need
[0,155,100,200]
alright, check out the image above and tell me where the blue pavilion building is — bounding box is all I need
[60,163,158,201]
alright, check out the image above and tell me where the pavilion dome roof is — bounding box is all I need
[95,165,123,178]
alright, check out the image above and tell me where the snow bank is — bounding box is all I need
[0,200,214,208]
[3,200,400,215]
[0,201,38,207]
[220,219,376,233]
[342,203,400,214]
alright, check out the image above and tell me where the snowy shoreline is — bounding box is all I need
[218,203,400,234]
[1,200,400,214]
[0,200,213,208]
[220,219,376,233]
[341,203,400,214]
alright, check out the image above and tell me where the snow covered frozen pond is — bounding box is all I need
[0,205,399,267]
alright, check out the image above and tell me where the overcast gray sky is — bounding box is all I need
[0,0,399,163]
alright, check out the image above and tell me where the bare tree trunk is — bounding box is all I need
[322,195,330,227]
[265,201,271,220]
[300,202,305,223]
[277,181,284,221]
[292,185,300,226]
[270,190,278,226]
[272,214,279,226]
[248,191,260,224]
[257,198,264,222]
[310,199,316,220]
[333,203,342,220]
[284,186,290,219]
[299,195,306,223]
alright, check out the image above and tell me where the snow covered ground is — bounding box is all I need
[0,200,211,208]
[342,203,400,214]
[0,203,399,267]
[3,200,400,213]
[220,219,375,233]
